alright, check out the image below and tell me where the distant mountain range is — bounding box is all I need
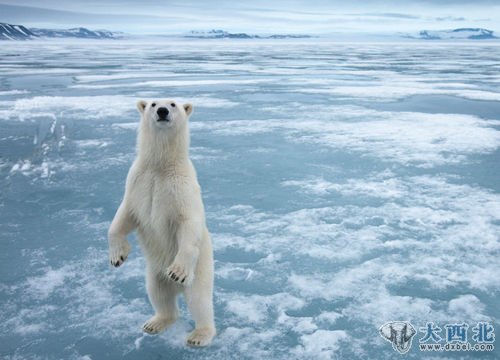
[0,23,36,40]
[184,29,313,39]
[407,28,497,40]
[1,22,497,41]
[31,27,120,39]
[0,22,122,40]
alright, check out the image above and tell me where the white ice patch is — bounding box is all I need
[209,172,499,339]
[0,90,29,96]
[111,122,138,130]
[0,95,237,122]
[292,330,348,360]
[283,174,411,199]
[5,305,58,336]
[25,266,73,299]
[0,95,135,121]
[71,78,270,89]
[0,68,86,76]
[74,139,110,148]
[191,106,500,167]
[297,83,500,102]
[9,160,65,179]
[191,146,228,162]
[447,295,490,322]
[224,293,305,324]
[315,311,343,326]
[74,72,196,83]
[211,327,282,359]
[215,262,256,281]
[288,64,500,101]
[1,248,151,351]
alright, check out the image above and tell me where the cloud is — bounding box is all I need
[0,0,499,34]
[435,16,466,21]
[351,12,421,19]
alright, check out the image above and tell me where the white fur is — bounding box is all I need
[108,99,215,347]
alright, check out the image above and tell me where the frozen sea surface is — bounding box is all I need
[0,39,499,359]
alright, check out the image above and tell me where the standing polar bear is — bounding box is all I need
[107,99,215,347]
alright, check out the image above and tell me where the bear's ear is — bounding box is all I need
[183,103,193,117]
[137,100,147,114]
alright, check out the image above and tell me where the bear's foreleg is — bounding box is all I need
[166,219,200,286]
[108,201,135,267]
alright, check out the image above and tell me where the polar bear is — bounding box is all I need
[107,99,215,347]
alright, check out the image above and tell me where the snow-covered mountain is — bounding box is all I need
[30,27,121,39]
[0,22,37,40]
[185,29,252,39]
[0,22,122,40]
[410,28,497,40]
[185,29,312,39]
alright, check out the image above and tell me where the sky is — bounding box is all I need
[0,0,498,35]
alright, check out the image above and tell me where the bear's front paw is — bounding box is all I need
[108,240,131,267]
[166,261,194,286]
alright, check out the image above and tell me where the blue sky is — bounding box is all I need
[0,0,498,34]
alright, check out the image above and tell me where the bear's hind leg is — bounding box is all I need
[184,251,216,347]
[143,268,179,334]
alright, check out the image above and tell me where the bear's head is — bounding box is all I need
[135,99,193,163]
[136,99,193,134]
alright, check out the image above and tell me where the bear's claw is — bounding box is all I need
[166,262,194,285]
[109,241,131,267]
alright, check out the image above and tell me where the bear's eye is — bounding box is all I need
[151,103,156,107]
[171,103,176,107]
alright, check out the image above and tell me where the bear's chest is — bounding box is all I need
[129,171,186,230]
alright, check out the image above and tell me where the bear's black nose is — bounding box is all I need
[157,107,169,119]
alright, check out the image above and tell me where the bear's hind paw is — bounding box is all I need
[142,315,175,334]
[186,327,216,347]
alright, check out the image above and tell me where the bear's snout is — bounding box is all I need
[157,107,169,121]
